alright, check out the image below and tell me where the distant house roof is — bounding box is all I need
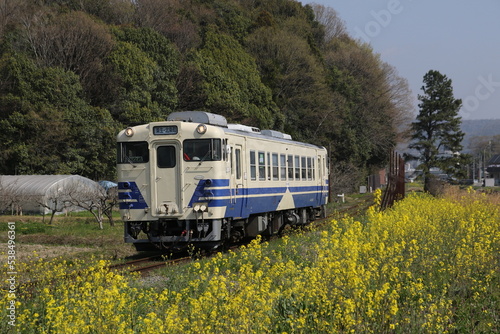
[487,154,500,165]
[487,154,500,174]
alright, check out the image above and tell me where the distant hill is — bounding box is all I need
[461,119,500,151]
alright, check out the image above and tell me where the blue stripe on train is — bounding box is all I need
[118,178,328,216]
[118,181,149,209]
[189,180,328,219]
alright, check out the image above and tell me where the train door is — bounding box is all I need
[313,155,323,204]
[317,153,326,205]
[229,142,245,218]
[150,142,182,216]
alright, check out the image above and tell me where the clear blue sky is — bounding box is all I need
[301,0,500,120]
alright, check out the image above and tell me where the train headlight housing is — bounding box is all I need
[125,127,134,137]
[196,124,207,134]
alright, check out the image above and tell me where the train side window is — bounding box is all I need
[157,146,176,168]
[294,156,300,180]
[313,157,316,180]
[288,155,294,180]
[267,153,271,180]
[272,153,279,181]
[250,151,256,180]
[259,151,266,181]
[280,154,286,180]
[235,148,241,180]
[301,157,307,180]
[307,157,312,180]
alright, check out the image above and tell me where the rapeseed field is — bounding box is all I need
[2,187,499,333]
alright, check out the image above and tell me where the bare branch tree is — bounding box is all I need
[381,62,415,142]
[309,3,347,42]
[329,161,365,195]
[98,183,118,226]
[0,0,21,37]
[135,0,201,53]
[62,180,108,229]
[20,10,114,91]
[0,177,27,216]
[33,186,72,225]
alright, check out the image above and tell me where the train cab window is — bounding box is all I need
[183,139,221,161]
[294,156,300,180]
[157,146,176,168]
[301,157,307,180]
[280,154,287,180]
[288,155,294,180]
[250,151,256,180]
[272,153,279,181]
[117,141,149,164]
[258,151,266,181]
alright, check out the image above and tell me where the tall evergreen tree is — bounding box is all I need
[407,70,467,192]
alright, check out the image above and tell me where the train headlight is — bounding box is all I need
[125,127,134,137]
[196,124,207,134]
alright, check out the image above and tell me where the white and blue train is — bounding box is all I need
[117,111,329,251]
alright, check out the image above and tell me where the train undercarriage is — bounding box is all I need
[126,206,326,252]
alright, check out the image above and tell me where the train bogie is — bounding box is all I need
[117,111,328,251]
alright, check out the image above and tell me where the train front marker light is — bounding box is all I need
[125,127,134,137]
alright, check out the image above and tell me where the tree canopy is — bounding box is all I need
[407,70,469,192]
[0,0,414,189]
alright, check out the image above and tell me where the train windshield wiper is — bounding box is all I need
[198,150,212,165]
[125,156,137,167]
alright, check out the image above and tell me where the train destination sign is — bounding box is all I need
[153,126,178,135]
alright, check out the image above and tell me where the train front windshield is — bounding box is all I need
[117,142,149,164]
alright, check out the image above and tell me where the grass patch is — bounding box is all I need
[0,215,136,262]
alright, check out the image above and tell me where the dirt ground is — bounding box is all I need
[0,242,96,263]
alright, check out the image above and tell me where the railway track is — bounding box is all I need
[109,252,193,275]
[109,197,375,275]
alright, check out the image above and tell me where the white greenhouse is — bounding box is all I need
[0,175,103,215]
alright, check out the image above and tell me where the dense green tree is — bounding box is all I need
[245,26,334,140]
[0,0,414,189]
[406,70,468,192]
[211,0,252,42]
[106,41,164,125]
[103,27,180,125]
[112,27,179,115]
[324,39,401,171]
[0,52,117,178]
[185,26,279,128]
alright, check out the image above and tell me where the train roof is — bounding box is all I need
[166,111,325,150]
[223,126,324,150]
[167,111,228,127]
